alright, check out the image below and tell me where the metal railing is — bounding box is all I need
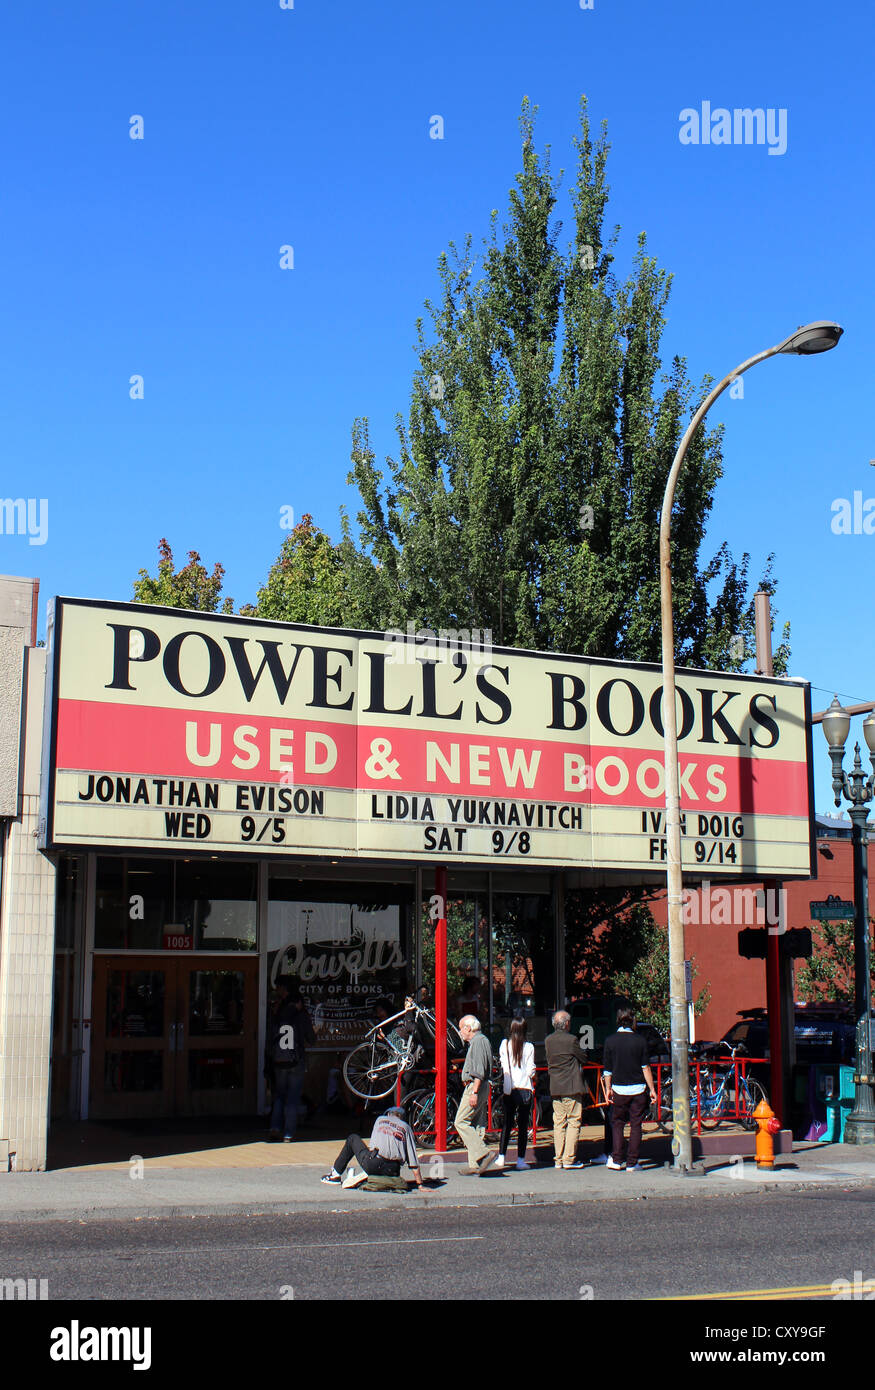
[395,1055,768,1142]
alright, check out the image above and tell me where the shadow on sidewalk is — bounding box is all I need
[46,1113,358,1170]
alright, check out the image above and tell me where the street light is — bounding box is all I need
[660,321,843,1172]
[821,697,875,1143]
[777,321,844,356]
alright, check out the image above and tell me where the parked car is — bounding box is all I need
[566,996,669,1063]
[567,994,631,1053]
[722,1004,859,1064]
[636,1022,671,1064]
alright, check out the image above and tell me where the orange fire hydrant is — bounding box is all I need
[754,1099,781,1169]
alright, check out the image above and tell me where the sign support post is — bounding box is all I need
[434,865,448,1153]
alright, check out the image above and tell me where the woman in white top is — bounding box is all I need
[496,1017,537,1170]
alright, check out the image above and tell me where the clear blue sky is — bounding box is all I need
[2,0,873,812]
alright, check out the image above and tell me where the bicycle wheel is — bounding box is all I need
[693,1069,726,1130]
[342,1039,399,1100]
[697,1083,726,1130]
[698,1102,725,1131]
[403,1088,435,1132]
[737,1077,768,1131]
[649,1084,673,1134]
[417,1009,465,1056]
[404,1087,463,1145]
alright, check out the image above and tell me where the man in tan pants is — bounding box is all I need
[544,1010,588,1169]
[455,1015,496,1174]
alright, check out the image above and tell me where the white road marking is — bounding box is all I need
[123,1236,485,1255]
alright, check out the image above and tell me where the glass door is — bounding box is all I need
[90,957,258,1119]
[179,962,257,1116]
[90,960,175,1119]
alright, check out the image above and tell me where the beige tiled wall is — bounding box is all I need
[0,649,56,1171]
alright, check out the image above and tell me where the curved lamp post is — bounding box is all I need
[661,321,843,1171]
[821,697,875,1143]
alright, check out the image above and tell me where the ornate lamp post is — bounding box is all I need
[821,696,875,1143]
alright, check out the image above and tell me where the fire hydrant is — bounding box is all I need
[754,1099,781,1169]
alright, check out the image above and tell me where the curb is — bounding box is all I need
[1,1171,873,1223]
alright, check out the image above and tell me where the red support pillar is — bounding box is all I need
[434,866,448,1153]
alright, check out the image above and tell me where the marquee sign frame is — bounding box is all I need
[40,597,817,879]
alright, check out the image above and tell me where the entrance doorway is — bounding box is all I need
[90,956,259,1120]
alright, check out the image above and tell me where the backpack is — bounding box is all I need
[362,1175,409,1193]
[271,1016,304,1067]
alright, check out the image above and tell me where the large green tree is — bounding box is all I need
[342,98,788,670]
[610,915,711,1037]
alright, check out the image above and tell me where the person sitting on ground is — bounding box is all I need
[321,1105,426,1189]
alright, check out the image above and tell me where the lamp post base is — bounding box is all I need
[843,1085,875,1145]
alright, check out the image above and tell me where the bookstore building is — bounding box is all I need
[0,587,815,1168]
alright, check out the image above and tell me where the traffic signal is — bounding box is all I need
[737,927,812,960]
[738,928,766,959]
[784,928,813,959]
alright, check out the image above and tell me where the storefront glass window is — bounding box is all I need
[419,886,556,1052]
[419,891,490,1019]
[94,858,256,951]
[490,892,555,1045]
[95,859,172,949]
[105,968,166,1038]
[188,970,245,1037]
[175,862,257,951]
[267,880,411,1049]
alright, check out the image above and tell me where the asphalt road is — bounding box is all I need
[2,1187,873,1302]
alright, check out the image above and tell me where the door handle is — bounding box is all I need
[168,1022,177,1054]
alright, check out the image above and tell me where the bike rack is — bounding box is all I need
[652,1055,767,1135]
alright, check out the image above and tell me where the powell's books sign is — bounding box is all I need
[40,597,815,876]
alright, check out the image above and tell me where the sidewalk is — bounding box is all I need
[1,1138,874,1223]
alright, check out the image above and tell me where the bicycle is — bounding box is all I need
[342,1001,464,1101]
[652,1046,768,1132]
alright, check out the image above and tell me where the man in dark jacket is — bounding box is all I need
[602,1007,657,1171]
[544,1010,589,1169]
[265,980,316,1141]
